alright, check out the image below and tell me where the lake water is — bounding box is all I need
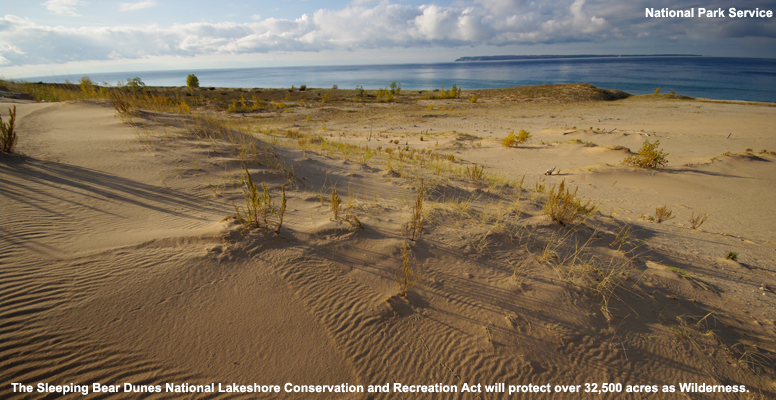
[23,56,776,103]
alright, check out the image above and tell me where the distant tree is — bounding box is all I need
[123,77,145,93]
[187,74,200,89]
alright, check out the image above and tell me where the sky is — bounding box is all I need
[1,0,775,79]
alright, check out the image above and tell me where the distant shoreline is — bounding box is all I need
[455,54,702,62]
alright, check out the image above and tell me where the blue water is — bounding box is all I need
[23,56,776,103]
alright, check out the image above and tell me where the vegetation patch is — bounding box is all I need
[543,179,594,226]
[1,106,18,153]
[623,139,668,169]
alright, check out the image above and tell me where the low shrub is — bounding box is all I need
[502,129,530,147]
[623,139,668,168]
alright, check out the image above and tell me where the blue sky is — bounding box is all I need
[1,0,775,78]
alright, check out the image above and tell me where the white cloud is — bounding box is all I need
[3,1,774,68]
[119,1,157,12]
[42,0,85,16]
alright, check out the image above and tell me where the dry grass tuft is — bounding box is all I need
[543,179,594,226]
[654,205,675,223]
[465,163,485,182]
[1,106,18,153]
[330,187,342,220]
[667,266,715,292]
[395,241,421,297]
[689,212,708,229]
[403,179,426,241]
[539,230,632,319]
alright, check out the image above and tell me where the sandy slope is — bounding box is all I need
[2,96,775,399]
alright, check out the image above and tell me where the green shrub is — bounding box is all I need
[389,81,401,96]
[1,106,18,153]
[186,74,199,89]
[623,139,668,169]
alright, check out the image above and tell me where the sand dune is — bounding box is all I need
[2,92,775,399]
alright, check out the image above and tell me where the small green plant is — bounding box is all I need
[403,179,425,241]
[654,87,661,94]
[654,205,675,223]
[623,139,668,169]
[299,84,307,91]
[186,74,199,89]
[330,187,342,220]
[725,251,738,262]
[502,129,530,147]
[470,94,477,103]
[689,212,708,229]
[231,167,285,234]
[395,241,421,297]
[543,179,594,226]
[1,106,18,153]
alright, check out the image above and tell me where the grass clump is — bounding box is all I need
[1,106,18,153]
[725,251,738,262]
[465,163,485,182]
[231,167,286,234]
[689,212,708,229]
[653,205,675,223]
[623,139,668,169]
[502,129,530,147]
[330,187,342,220]
[395,241,421,297]
[543,179,594,226]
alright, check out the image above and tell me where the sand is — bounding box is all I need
[1,88,775,399]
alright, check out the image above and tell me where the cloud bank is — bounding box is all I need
[2,0,775,68]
